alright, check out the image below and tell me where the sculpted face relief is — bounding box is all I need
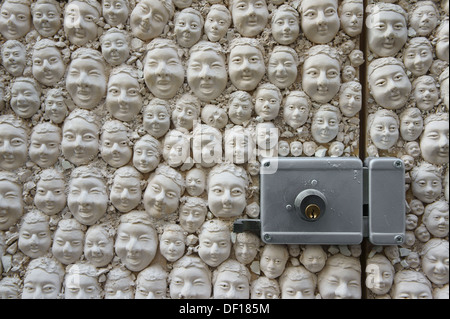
[29,123,61,168]
[110,167,142,213]
[420,116,449,165]
[204,5,231,42]
[174,9,203,48]
[10,79,41,119]
[133,135,161,174]
[0,120,27,171]
[130,0,172,41]
[101,30,130,66]
[102,0,129,26]
[32,0,61,37]
[409,2,438,36]
[32,44,65,87]
[0,175,23,231]
[339,0,363,37]
[300,0,340,44]
[311,105,340,144]
[0,0,31,40]
[369,110,399,150]
[64,0,100,46]
[84,225,114,267]
[34,170,66,216]
[1,41,26,77]
[231,0,268,37]
[267,47,298,89]
[271,5,299,45]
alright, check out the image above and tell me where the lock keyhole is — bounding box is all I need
[294,189,327,222]
[305,204,320,220]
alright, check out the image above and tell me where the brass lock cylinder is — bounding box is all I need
[294,189,327,222]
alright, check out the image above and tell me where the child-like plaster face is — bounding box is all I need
[254,88,281,121]
[169,261,211,299]
[101,31,130,66]
[32,46,65,87]
[300,0,340,44]
[185,168,206,197]
[365,256,394,295]
[0,178,23,231]
[159,228,186,262]
[64,271,101,299]
[198,226,231,267]
[411,168,442,204]
[311,107,340,144]
[22,267,62,299]
[29,128,61,168]
[19,218,51,259]
[339,84,362,118]
[110,174,142,213]
[420,119,449,165]
[283,94,309,129]
[52,225,84,265]
[208,171,247,218]
[62,117,99,166]
[271,7,299,45]
[84,226,114,267]
[174,11,203,48]
[34,177,66,216]
[231,0,269,37]
[32,1,61,37]
[179,203,206,233]
[423,203,449,238]
[44,94,69,125]
[0,0,31,40]
[403,43,433,77]
[260,245,288,279]
[204,7,230,42]
[143,103,171,139]
[102,0,129,27]
[106,71,141,122]
[1,43,26,77]
[318,256,361,299]
[422,242,449,285]
[143,173,182,218]
[133,137,160,174]
[339,0,363,37]
[213,268,250,299]
[10,81,41,119]
[100,128,132,168]
[413,79,439,111]
[369,113,399,150]
[228,44,265,91]
[400,112,423,142]
[267,50,297,89]
[409,4,438,36]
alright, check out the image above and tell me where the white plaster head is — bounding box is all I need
[207,163,248,218]
[133,134,161,174]
[31,0,62,37]
[163,129,191,167]
[160,224,186,262]
[1,40,26,77]
[229,0,269,37]
[283,91,310,129]
[104,267,135,299]
[29,122,61,168]
[174,8,203,48]
[405,213,419,230]
[143,99,171,138]
[302,45,341,103]
[100,28,130,66]
[34,169,66,216]
[143,164,184,219]
[144,39,184,100]
[100,120,132,168]
[410,1,439,37]
[299,0,340,44]
[102,0,130,27]
[192,124,222,167]
[399,108,423,142]
[64,0,101,46]
[368,109,399,150]
[365,254,395,295]
[366,3,408,57]
[64,263,102,299]
[411,163,442,204]
[62,109,100,166]
[342,65,356,83]
[52,218,85,265]
[185,168,206,197]
[10,77,41,119]
[228,91,253,125]
[204,4,231,42]
[135,264,168,299]
[303,141,317,157]
[279,266,317,299]
[278,140,290,156]
[410,198,425,216]
[290,141,303,157]
[254,83,281,121]
[18,210,51,259]
[412,76,439,111]
[439,67,449,110]
[32,39,65,87]
[198,219,231,267]
[311,104,341,144]
[44,88,69,124]
[339,81,361,118]
[130,0,174,41]
[115,211,158,272]
[328,141,344,157]
[224,125,255,164]
[110,166,143,213]
[178,196,207,233]
[0,0,31,40]
[251,276,280,299]
[299,245,327,273]
[420,113,449,165]
[421,239,449,285]
[0,115,28,171]
[234,231,260,265]
[435,20,449,63]
[349,49,364,68]
[173,0,192,9]
[405,141,421,158]
[260,244,289,279]
[68,166,108,226]
[66,48,107,110]
[172,93,201,131]
[415,224,431,243]
[403,37,433,77]
[401,154,414,171]
[213,259,250,299]
[318,254,361,299]
[391,270,432,299]
[201,104,228,130]
[256,122,278,150]
[188,41,227,102]
[22,257,64,299]
[271,4,299,45]
[0,171,23,231]
[169,255,211,299]
[84,223,115,267]
[423,201,449,238]
[228,38,265,91]
[268,46,298,89]
[338,0,363,37]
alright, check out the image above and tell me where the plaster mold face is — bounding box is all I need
[64,0,101,46]
[0,0,31,40]
[420,114,449,165]
[213,259,250,299]
[0,172,23,231]
[101,29,130,67]
[435,20,449,63]
[172,94,200,131]
[163,129,191,167]
[299,0,340,44]
[185,168,206,197]
[159,224,186,262]
[391,270,432,299]
[135,264,168,299]
[100,120,132,168]
[260,244,289,279]
[169,255,211,299]
[64,263,102,299]
[192,124,222,167]
[21,258,63,299]
[178,196,207,233]
[52,219,85,265]
[18,210,51,259]
[32,40,65,87]
[34,169,66,216]
[411,163,442,204]
[198,219,231,267]
[421,239,449,285]
[0,115,28,171]
[1,40,26,77]
[254,83,282,121]
[399,108,423,142]
[339,0,363,37]
[230,0,269,38]
[104,267,135,299]
[224,125,254,164]
[234,232,260,265]
[403,38,433,77]
[365,254,394,295]
[368,109,399,151]
[44,89,69,125]
[267,46,298,89]
[110,166,142,213]
[132,135,161,174]
[84,224,115,267]
[251,276,280,299]
[339,81,362,117]
[130,0,173,41]
[311,104,341,144]
[271,5,300,45]
[201,104,228,130]
[228,91,253,125]
[204,4,231,42]
[174,8,203,48]
[10,78,41,119]
[29,122,61,168]
[412,76,440,111]
[409,1,438,37]
[279,266,317,299]
[143,99,171,139]
[422,201,449,238]
[102,0,129,27]
[32,0,62,38]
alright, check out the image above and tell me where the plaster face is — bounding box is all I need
[1,43,26,76]
[411,170,442,204]
[228,94,253,125]
[143,174,182,218]
[0,180,23,231]
[201,105,228,130]
[187,49,227,101]
[420,120,449,165]
[66,57,107,109]
[102,0,129,26]
[198,228,231,267]
[19,219,51,259]
[234,236,259,265]
[115,222,158,272]
[185,168,206,196]
[300,246,327,273]
[192,126,222,167]
[268,50,297,89]
[302,53,340,103]
[64,273,101,299]
[252,280,279,299]
[172,101,199,131]
[272,9,300,45]
[255,88,281,121]
[283,95,309,129]
[160,230,185,262]
[0,123,27,171]
[422,244,449,285]
[300,0,340,44]
[367,10,407,57]
[44,95,69,125]
[423,205,449,238]
[179,204,206,233]
[144,47,184,99]
[339,1,363,37]
[100,130,132,168]
[10,81,41,119]
[175,11,202,48]
[290,141,303,157]
[68,177,108,226]
[394,282,430,299]
[133,138,160,174]
[225,129,253,164]
[204,8,230,42]
[22,268,61,299]
[213,270,250,299]
[260,245,288,279]
[369,114,399,150]
[409,5,438,36]
[29,130,61,168]
[135,272,167,299]
[169,265,211,299]
[256,122,278,150]
[281,274,315,299]
[163,130,190,167]
[64,1,100,46]
[52,227,84,265]
[105,275,134,299]
[0,1,31,40]
[400,113,423,142]
[84,228,114,268]
[365,260,394,295]
[414,80,439,111]
[32,2,61,37]
[229,44,265,91]
[35,178,66,216]
[436,26,449,62]
[143,104,171,139]
[339,86,362,117]
[311,109,340,144]
[403,44,433,77]
[278,141,289,156]
[62,118,99,166]
[101,32,130,66]
[32,47,65,86]
[231,0,268,37]
[318,264,361,299]
[110,176,142,213]
[368,64,411,110]
[208,172,247,218]
[130,0,169,41]
[106,72,141,122]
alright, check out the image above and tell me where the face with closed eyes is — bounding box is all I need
[52,227,84,265]
[110,176,142,213]
[268,51,297,89]
[130,0,170,41]
[143,175,182,218]
[84,227,114,267]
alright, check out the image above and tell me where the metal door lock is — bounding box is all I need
[233,157,405,245]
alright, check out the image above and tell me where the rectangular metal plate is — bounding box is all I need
[260,157,363,245]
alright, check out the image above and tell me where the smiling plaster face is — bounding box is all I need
[64,0,100,46]
[0,0,31,40]
[130,0,171,41]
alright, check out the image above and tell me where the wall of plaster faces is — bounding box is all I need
[0,0,447,299]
